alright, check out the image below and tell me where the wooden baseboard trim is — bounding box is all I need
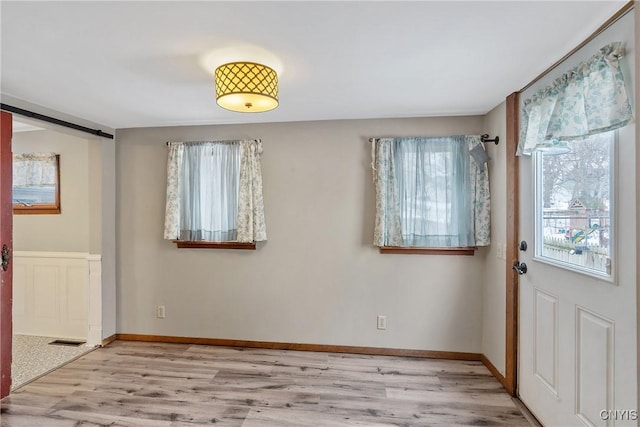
[112,335,512,388]
[480,354,508,390]
[115,334,481,361]
[101,334,116,347]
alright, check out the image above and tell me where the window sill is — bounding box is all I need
[173,241,256,250]
[379,246,476,256]
[13,206,61,215]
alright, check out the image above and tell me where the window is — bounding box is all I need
[535,132,614,276]
[163,140,267,248]
[518,43,632,277]
[372,136,490,252]
[12,153,60,215]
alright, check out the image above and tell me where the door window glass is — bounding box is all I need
[535,131,614,277]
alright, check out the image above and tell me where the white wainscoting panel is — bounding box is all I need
[13,252,99,341]
[575,306,614,427]
[33,265,60,321]
[534,287,559,396]
[12,263,28,317]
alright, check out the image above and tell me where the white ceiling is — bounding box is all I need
[0,1,627,130]
[12,118,44,133]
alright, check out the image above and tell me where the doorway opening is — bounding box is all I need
[9,116,100,389]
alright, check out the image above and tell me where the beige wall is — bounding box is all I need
[13,129,91,252]
[481,102,507,375]
[88,139,102,254]
[116,116,489,352]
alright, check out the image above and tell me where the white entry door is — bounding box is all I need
[517,11,636,427]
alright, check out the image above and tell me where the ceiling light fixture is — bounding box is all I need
[214,62,279,113]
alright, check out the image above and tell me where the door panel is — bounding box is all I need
[519,136,637,426]
[575,307,614,426]
[0,111,13,398]
[533,287,558,396]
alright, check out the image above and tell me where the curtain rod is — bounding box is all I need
[480,134,499,145]
[0,103,114,139]
[369,135,499,145]
[520,1,634,93]
[166,139,262,146]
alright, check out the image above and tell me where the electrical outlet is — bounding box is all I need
[496,243,502,259]
[503,243,508,260]
[156,305,165,319]
[377,315,387,330]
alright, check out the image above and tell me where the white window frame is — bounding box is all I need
[532,132,617,283]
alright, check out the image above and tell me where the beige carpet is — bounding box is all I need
[11,335,94,390]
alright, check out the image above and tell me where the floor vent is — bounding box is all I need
[48,339,86,347]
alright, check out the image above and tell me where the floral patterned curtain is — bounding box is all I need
[371,139,403,246]
[371,136,490,247]
[237,140,267,243]
[466,135,491,246]
[163,144,184,240]
[518,42,633,156]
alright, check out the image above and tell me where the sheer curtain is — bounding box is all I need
[180,142,240,241]
[164,140,267,243]
[396,136,472,247]
[372,136,490,247]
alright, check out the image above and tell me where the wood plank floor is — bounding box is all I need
[0,341,530,426]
